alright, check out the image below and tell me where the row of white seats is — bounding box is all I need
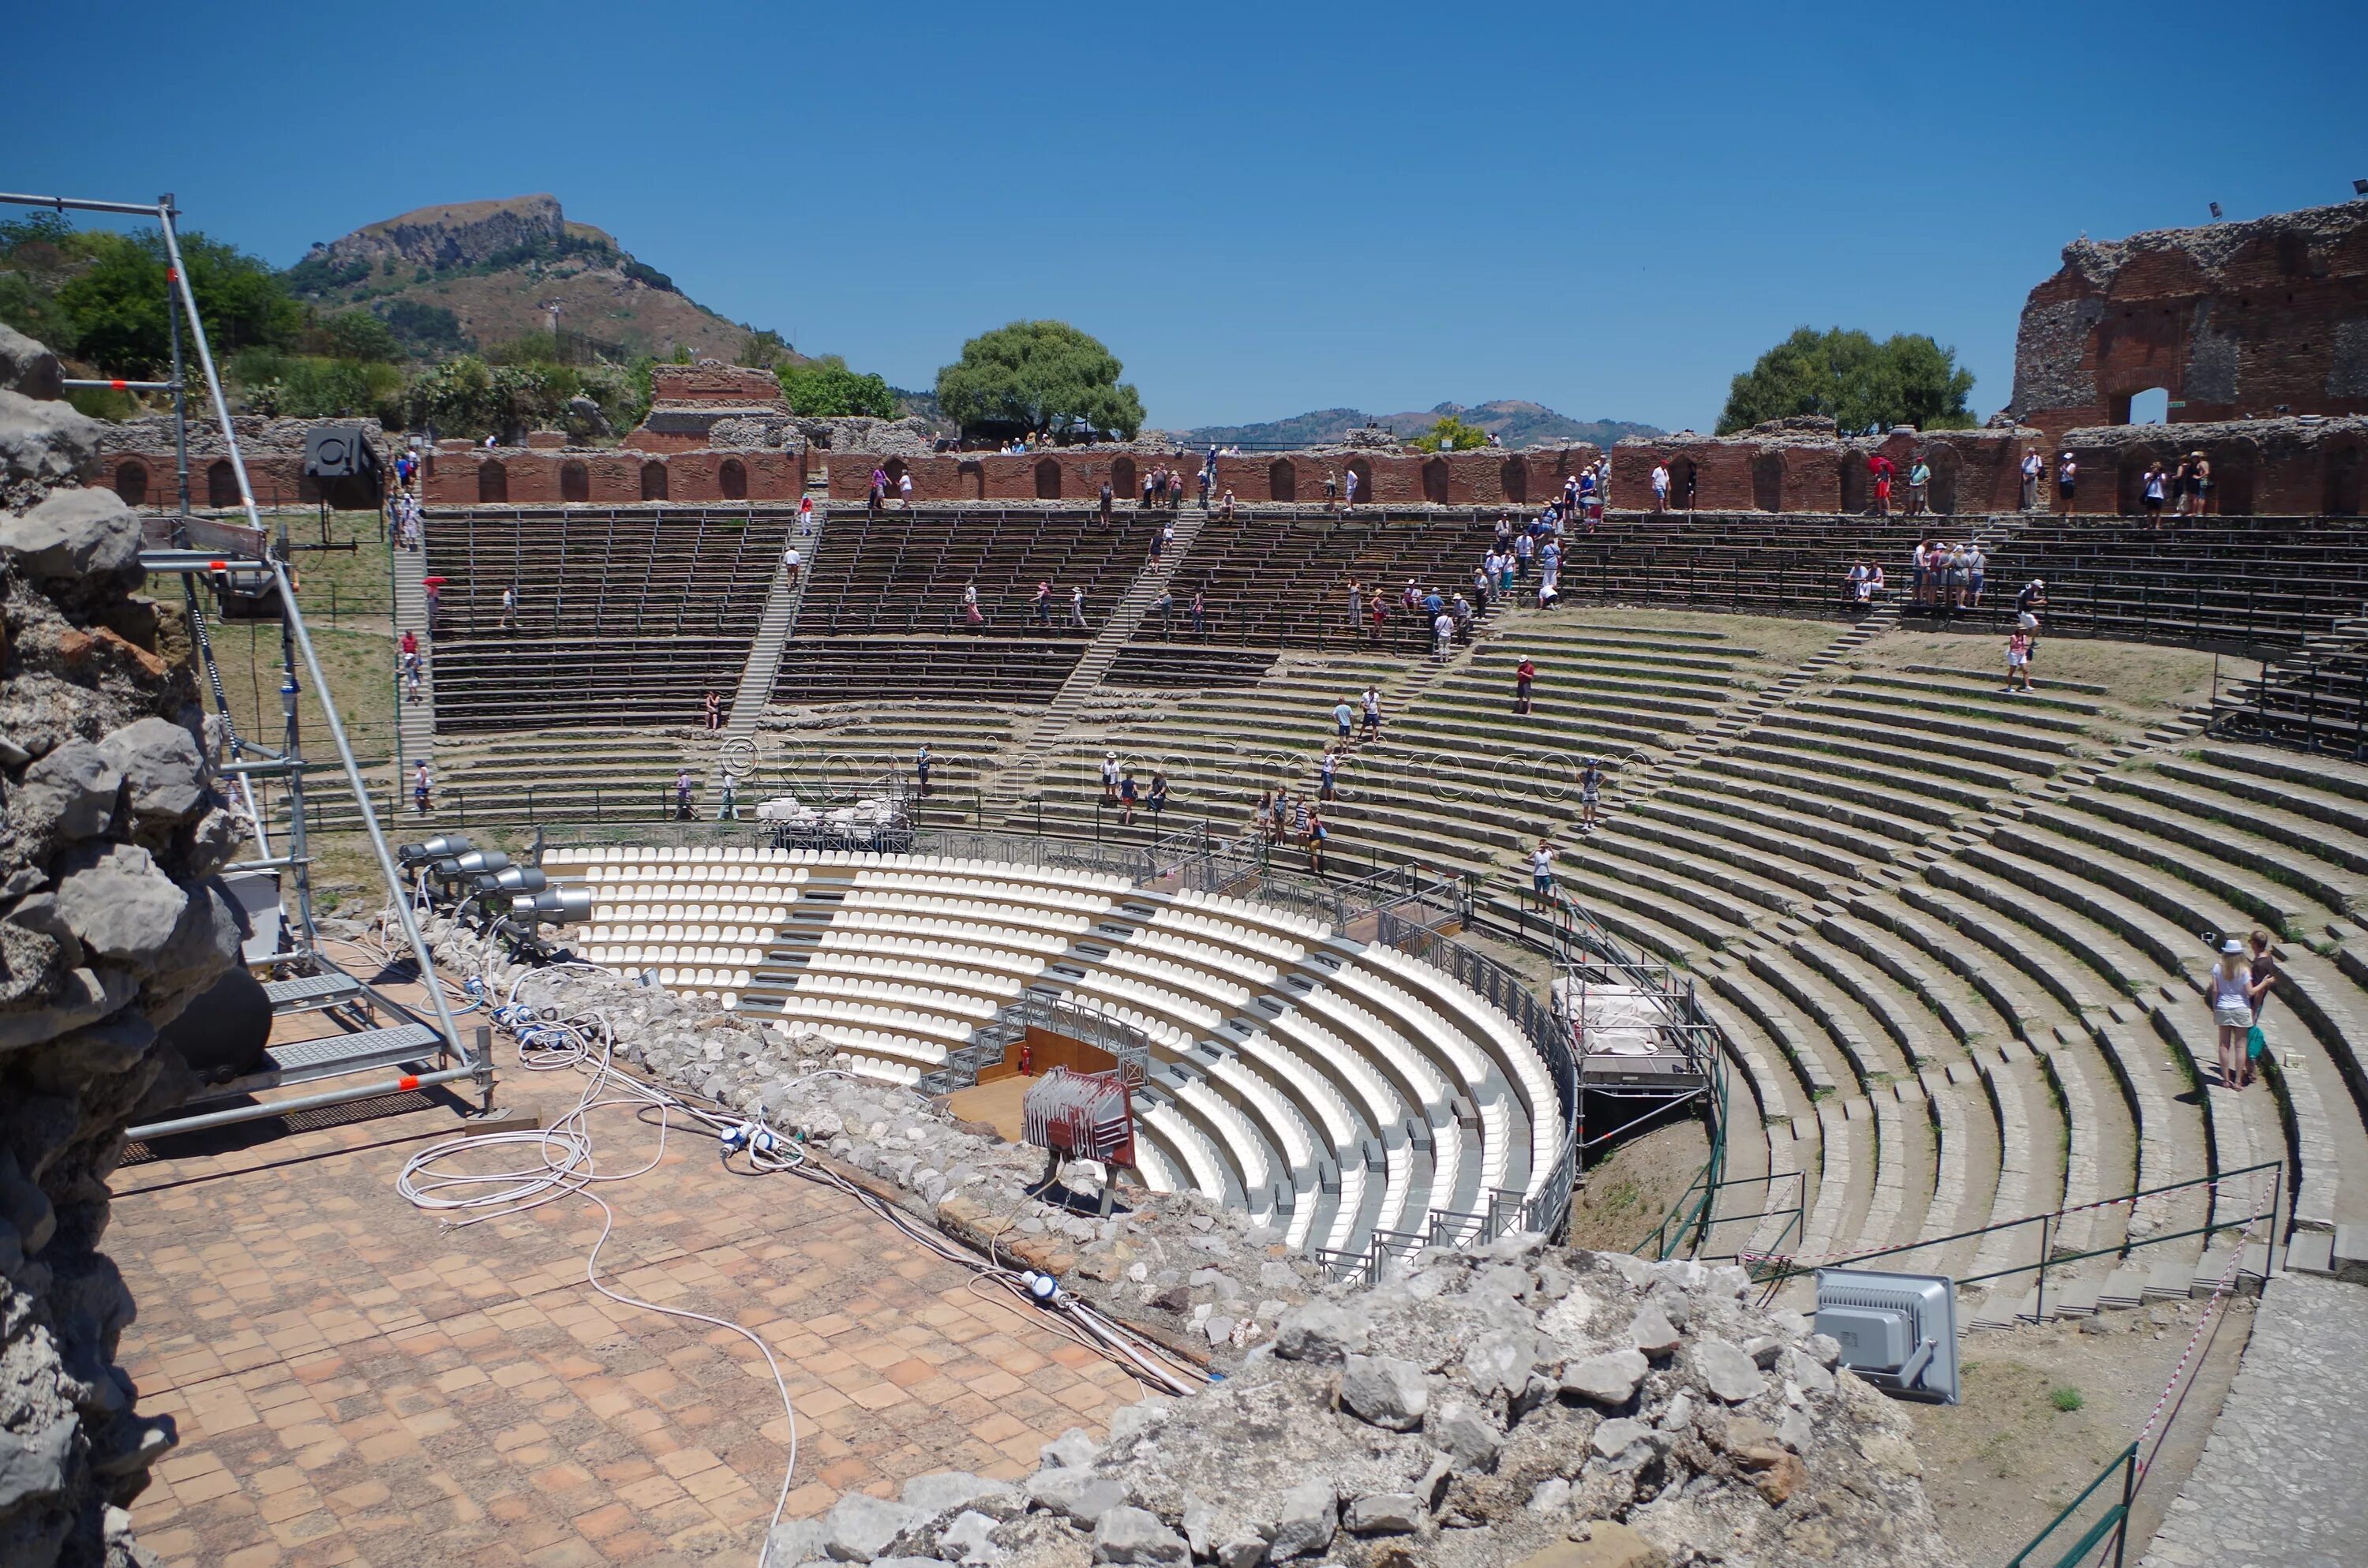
[1130,1140,1181,1195]
[1100,946,1253,1012]
[1297,985,1451,1117]
[1137,1103,1237,1218]
[1326,1159,1372,1256]
[796,959,1015,1012]
[553,844,811,867]
[1267,1009,1412,1158]
[1169,885,1332,945]
[812,933,1042,982]
[1066,968,1224,1035]
[834,1052,924,1088]
[586,924,776,947]
[839,891,1091,937]
[587,904,793,926]
[831,907,1073,955]
[1358,945,1560,1201]
[853,870,1114,917]
[789,971,998,1022]
[582,865,808,887]
[1235,1027,1358,1154]
[1171,1078,1276,1217]
[769,1017,948,1069]
[1148,904,1305,965]
[587,881,801,905]
[848,855,1134,896]
[585,945,761,969]
[1334,956,1516,1197]
[1205,1051,1315,1177]
[775,998,963,1051]
[1126,926,1280,988]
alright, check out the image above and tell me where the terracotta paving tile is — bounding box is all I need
[114,1035,1142,1566]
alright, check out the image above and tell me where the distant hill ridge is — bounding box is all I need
[284,193,764,363]
[1184,400,1664,450]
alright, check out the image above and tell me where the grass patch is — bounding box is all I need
[2048,1385,2085,1413]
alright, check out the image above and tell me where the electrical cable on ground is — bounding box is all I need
[388,931,1210,1566]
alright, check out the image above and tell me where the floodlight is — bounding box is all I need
[470,866,547,897]
[1813,1267,1959,1404]
[519,887,593,926]
[2353,178,2367,196]
[399,834,474,868]
[433,849,510,881]
[2209,201,2224,220]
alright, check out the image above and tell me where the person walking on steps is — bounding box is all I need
[964,580,983,625]
[914,743,932,798]
[412,759,432,815]
[1101,750,1121,808]
[1362,684,1381,741]
[1146,770,1168,826]
[1319,745,1339,802]
[1070,585,1088,629]
[2243,929,2277,1090]
[718,773,738,821]
[1515,656,1536,714]
[1531,836,1557,904]
[1032,580,1051,626]
[500,583,518,631]
[1579,759,1603,832]
[1305,807,1328,875]
[2020,447,2043,511]
[2210,937,2261,1091]
[782,543,802,586]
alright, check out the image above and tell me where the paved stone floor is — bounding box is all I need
[112,1051,1142,1568]
[2138,1274,2368,1568]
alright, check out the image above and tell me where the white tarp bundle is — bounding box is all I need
[1551,975,1668,1056]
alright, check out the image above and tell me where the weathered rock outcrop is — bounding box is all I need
[1,333,242,1567]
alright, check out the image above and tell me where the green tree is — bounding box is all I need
[738,329,792,368]
[1716,327,1976,436]
[320,309,403,363]
[935,320,1145,440]
[1411,415,1490,451]
[53,229,299,376]
[777,354,897,418]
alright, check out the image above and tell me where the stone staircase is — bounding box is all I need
[712,506,822,798]
[392,536,437,772]
[984,509,1213,807]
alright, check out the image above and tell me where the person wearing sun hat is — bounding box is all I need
[2209,937,2257,1090]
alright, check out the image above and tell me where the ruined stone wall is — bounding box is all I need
[415,444,807,506]
[90,416,385,513]
[2010,198,2368,443]
[0,324,244,1566]
[2056,414,2368,516]
[823,446,1605,508]
[1607,425,2033,517]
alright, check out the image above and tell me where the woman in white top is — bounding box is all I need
[2209,937,2263,1090]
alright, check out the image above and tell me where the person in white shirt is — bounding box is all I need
[897,471,913,508]
[1433,610,1454,660]
[782,544,802,586]
[1650,463,1670,513]
[1530,838,1556,900]
[2020,447,2043,511]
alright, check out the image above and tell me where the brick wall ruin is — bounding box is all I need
[2011,198,2368,443]
[826,446,1606,507]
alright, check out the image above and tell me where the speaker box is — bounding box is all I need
[303,425,369,479]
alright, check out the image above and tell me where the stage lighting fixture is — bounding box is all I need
[1813,1267,1960,1404]
[398,834,474,868]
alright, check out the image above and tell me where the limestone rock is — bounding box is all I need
[13,742,122,848]
[0,387,102,498]
[99,718,208,827]
[1510,1520,1668,1568]
[1339,1353,1429,1431]
[1,485,140,584]
[1040,1428,1102,1470]
[1691,1338,1763,1404]
[1090,1505,1186,1565]
[1273,1300,1368,1363]
[1027,1467,1130,1525]
[1343,1491,1423,1535]
[901,1470,1021,1521]
[1626,1307,1681,1357]
[0,1416,76,1512]
[1266,1480,1337,1561]
[52,843,187,965]
[823,1490,930,1560]
[0,323,64,401]
[937,1510,1004,1565]
[1588,1418,1659,1471]
[1561,1348,1647,1406]
[1426,1398,1503,1473]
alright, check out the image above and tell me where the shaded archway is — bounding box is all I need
[207,458,239,509]
[560,460,590,503]
[1500,458,1527,505]
[1034,457,1062,500]
[2212,440,2259,516]
[1837,455,1868,516]
[1110,456,1136,503]
[2325,443,2365,517]
[958,459,985,500]
[719,458,748,500]
[114,461,148,507]
[640,460,669,501]
[477,460,508,503]
[1422,458,1450,505]
[1927,444,1962,516]
[1346,458,1373,505]
[1665,455,1697,511]
[1268,458,1296,503]
[1751,452,1784,512]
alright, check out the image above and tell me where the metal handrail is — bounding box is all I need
[2003,1443,2137,1568]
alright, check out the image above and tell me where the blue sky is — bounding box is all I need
[13,0,2365,432]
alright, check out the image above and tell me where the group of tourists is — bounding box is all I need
[2136,451,2218,522]
[1098,750,1169,827]
[1251,785,1328,873]
[866,465,915,515]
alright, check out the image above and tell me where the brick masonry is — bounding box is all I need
[2011,198,2368,442]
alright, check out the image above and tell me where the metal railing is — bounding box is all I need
[1740,1159,2287,1312]
[1636,1170,1806,1265]
[2003,1443,2136,1568]
[2209,649,2368,759]
[927,992,1156,1097]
